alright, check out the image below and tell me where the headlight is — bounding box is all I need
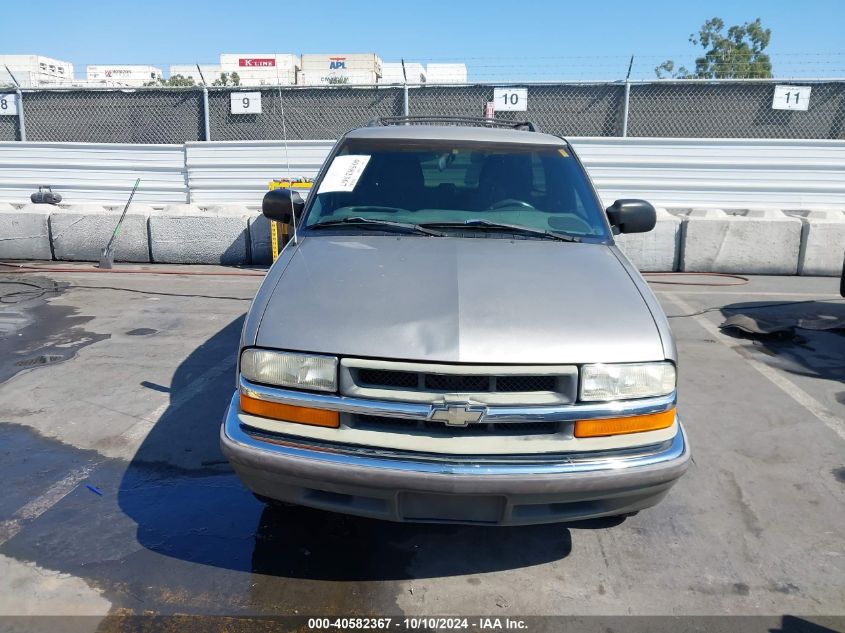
[240,349,338,392]
[580,362,675,401]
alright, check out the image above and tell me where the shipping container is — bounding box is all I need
[218,54,299,85]
[0,55,74,87]
[86,65,163,87]
[380,62,427,84]
[168,64,222,84]
[298,53,382,85]
[426,63,468,84]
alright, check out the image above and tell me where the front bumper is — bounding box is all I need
[221,393,690,525]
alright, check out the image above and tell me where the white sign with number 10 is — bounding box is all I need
[772,85,811,111]
[230,92,262,114]
[0,94,18,116]
[493,87,528,112]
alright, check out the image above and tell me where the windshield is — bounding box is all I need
[303,139,609,239]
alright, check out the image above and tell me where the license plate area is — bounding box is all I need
[398,492,506,524]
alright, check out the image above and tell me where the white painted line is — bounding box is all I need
[0,463,97,546]
[120,360,236,444]
[665,293,845,443]
[655,290,843,297]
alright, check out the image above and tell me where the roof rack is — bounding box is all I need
[369,116,539,132]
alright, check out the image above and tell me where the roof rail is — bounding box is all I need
[368,116,539,132]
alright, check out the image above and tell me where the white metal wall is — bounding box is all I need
[184,141,330,205]
[0,142,187,204]
[184,137,845,209]
[1,138,844,209]
[570,137,845,210]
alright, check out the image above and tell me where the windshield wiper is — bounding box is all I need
[308,217,445,236]
[419,219,581,242]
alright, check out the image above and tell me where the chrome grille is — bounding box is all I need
[353,368,564,394]
[340,359,579,406]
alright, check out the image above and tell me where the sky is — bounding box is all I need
[1,0,843,81]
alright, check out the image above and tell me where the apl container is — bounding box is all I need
[298,54,382,86]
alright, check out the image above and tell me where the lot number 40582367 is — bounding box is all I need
[0,94,18,116]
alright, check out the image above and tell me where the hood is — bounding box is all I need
[255,235,665,364]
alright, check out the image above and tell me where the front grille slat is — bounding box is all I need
[496,375,557,392]
[425,374,490,392]
[358,368,418,389]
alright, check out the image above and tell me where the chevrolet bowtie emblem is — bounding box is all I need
[429,402,487,427]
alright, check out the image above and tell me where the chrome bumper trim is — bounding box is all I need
[239,376,676,424]
[223,393,688,476]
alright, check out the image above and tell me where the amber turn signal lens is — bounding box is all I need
[239,393,339,428]
[574,408,675,438]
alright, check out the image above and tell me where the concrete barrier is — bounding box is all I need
[149,204,250,264]
[681,209,802,274]
[797,210,845,276]
[49,204,152,262]
[248,213,273,265]
[615,208,681,271]
[0,203,53,260]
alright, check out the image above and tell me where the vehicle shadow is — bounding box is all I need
[718,300,845,385]
[118,316,625,582]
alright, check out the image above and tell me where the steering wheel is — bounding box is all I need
[488,198,535,210]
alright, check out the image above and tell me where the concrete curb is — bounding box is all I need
[797,210,845,276]
[49,204,153,263]
[3,202,844,274]
[615,208,681,272]
[248,213,273,265]
[0,203,53,260]
[680,209,802,275]
[149,204,250,264]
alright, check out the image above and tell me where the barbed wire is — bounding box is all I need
[5,53,845,87]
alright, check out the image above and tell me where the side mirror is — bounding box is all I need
[606,199,656,234]
[262,188,305,224]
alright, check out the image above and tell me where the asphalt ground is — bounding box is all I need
[0,263,843,631]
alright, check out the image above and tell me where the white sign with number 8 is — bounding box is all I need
[230,92,262,115]
[493,87,528,112]
[0,94,18,116]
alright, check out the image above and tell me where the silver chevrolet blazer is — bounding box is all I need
[221,118,690,525]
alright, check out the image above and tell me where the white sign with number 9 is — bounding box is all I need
[230,92,262,114]
[0,94,18,116]
[493,87,528,112]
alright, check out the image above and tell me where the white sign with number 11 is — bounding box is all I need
[0,94,18,116]
[772,85,811,111]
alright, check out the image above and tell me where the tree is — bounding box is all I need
[656,17,772,79]
[212,72,241,86]
[144,74,196,87]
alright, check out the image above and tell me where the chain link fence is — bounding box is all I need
[207,86,404,140]
[16,89,204,143]
[628,81,845,138]
[2,80,843,142]
[408,84,626,137]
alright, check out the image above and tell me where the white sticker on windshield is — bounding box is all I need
[317,155,371,193]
